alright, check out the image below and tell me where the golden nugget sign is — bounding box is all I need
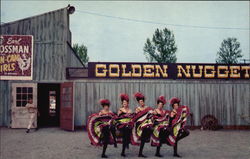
[88,62,250,79]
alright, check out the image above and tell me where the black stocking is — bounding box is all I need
[174,142,177,154]
[125,127,131,148]
[110,125,117,147]
[139,141,145,157]
[121,142,126,156]
[177,129,190,141]
[173,128,190,157]
[101,126,109,158]
[139,127,151,157]
[173,142,181,157]
[102,143,108,158]
[155,146,163,157]
[173,131,181,157]
[121,127,126,156]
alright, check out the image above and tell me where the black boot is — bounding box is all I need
[102,144,108,158]
[155,146,163,157]
[26,129,30,133]
[125,127,131,149]
[121,153,126,157]
[121,152,126,157]
[138,154,147,158]
[110,126,117,148]
[114,142,117,148]
[121,142,126,157]
[138,141,147,157]
[156,129,165,157]
[173,143,181,158]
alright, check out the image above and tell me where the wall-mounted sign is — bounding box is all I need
[86,62,250,80]
[0,35,33,80]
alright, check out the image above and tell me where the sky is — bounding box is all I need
[1,1,249,63]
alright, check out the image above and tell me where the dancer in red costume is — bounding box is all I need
[132,92,154,158]
[151,95,170,157]
[87,99,117,158]
[169,97,190,158]
[115,93,134,157]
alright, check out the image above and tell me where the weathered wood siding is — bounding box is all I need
[0,81,11,126]
[74,79,250,126]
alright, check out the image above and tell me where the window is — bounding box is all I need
[62,87,72,107]
[16,87,33,107]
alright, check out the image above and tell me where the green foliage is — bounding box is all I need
[143,28,177,63]
[216,37,243,64]
[73,43,89,66]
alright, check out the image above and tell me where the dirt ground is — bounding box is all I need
[0,127,250,159]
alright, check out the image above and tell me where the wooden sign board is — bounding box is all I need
[85,62,250,80]
[0,35,33,80]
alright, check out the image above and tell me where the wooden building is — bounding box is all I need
[0,6,84,130]
[0,6,249,131]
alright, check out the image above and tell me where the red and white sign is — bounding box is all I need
[0,35,33,80]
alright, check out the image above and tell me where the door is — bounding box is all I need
[11,83,37,128]
[37,83,60,127]
[60,82,74,131]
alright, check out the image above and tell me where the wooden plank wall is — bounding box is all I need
[74,79,250,126]
[0,81,10,126]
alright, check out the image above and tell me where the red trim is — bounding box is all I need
[87,113,115,146]
[87,113,99,146]
[172,105,190,127]
[222,126,250,130]
[132,107,153,122]
[130,107,154,146]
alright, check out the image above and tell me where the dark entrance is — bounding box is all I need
[38,83,60,127]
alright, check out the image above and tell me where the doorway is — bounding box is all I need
[11,83,37,128]
[37,83,60,127]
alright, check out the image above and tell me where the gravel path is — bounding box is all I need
[0,127,250,159]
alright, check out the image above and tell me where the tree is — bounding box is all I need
[143,28,177,63]
[216,37,243,64]
[72,43,89,66]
